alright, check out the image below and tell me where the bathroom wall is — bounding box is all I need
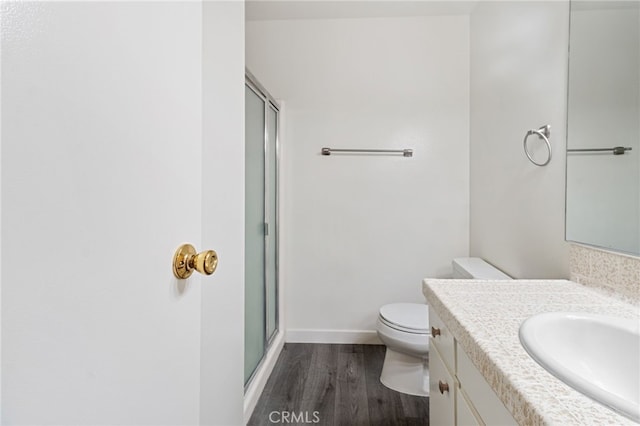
[469,1,570,279]
[247,15,470,341]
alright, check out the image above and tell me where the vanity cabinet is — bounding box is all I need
[429,310,517,426]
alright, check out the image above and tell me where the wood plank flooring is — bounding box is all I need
[248,344,429,426]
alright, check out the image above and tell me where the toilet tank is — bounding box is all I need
[452,257,511,279]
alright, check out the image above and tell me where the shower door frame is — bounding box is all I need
[245,70,281,389]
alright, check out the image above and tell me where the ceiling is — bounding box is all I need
[245,0,479,21]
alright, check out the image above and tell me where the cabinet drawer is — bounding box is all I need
[457,345,517,426]
[429,310,455,372]
[429,345,455,426]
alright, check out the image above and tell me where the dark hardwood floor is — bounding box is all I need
[248,344,429,426]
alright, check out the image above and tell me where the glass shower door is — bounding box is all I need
[244,85,266,383]
[244,75,280,387]
[265,105,278,341]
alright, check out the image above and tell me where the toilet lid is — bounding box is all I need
[379,303,429,332]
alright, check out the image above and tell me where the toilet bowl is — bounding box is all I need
[377,303,430,396]
[376,257,511,397]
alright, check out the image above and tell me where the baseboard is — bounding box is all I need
[286,329,382,344]
[244,331,285,425]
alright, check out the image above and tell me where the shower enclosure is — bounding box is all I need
[245,72,279,386]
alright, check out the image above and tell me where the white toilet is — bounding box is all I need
[376,257,510,396]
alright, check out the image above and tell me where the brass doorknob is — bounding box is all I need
[173,244,218,279]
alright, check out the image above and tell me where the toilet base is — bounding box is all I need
[379,347,429,397]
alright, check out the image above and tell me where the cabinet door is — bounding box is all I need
[457,390,482,426]
[429,345,455,426]
[457,346,517,426]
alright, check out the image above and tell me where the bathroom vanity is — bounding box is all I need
[429,307,517,426]
[423,279,639,425]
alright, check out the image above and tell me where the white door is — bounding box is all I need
[1,2,244,424]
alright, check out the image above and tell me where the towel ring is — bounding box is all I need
[524,125,551,166]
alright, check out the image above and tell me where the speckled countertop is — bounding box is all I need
[422,279,640,426]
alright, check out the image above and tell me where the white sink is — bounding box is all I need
[519,312,640,422]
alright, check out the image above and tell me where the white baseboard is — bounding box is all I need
[243,331,285,425]
[286,329,382,344]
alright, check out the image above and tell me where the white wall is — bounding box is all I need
[2,2,245,424]
[469,1,570,279]
[247,16,470,341]
[565,8,640,254]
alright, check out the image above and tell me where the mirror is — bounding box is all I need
[566,1,640,255]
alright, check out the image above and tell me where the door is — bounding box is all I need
[244,85,267,383]
[1,2,244,424]
[265,104,279,342]
[244,78,279,386]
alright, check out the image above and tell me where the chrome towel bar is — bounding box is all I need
[567,146,632,155]
[321,147,413,157]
